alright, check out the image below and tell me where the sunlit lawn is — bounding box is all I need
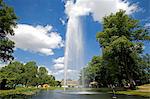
[116,84,150,97]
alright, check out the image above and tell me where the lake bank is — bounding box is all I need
[0,84,149,98]
[0,87,39,97]
[115,84,150,97]
[0,87,63,97]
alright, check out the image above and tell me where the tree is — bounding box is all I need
[37,67,56,86]
[0,61,24,89]
[96,10,149,89]
[138,54,150,84]
[82,56,106,87]
[0,0,17,62]
[23,61,38,87]
[0,61,57,89]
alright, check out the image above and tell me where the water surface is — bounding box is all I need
[31,90,149,99]
[0,90,149,99]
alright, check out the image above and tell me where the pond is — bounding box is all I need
[1,90,149,99]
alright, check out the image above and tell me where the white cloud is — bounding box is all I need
[59,18,66,25]
[53,57,64,63]
[52,56,80,80]
[53,57,64,70]
[9,24,64,55]
[65,0,138,22]
[53,63,64,70]
[53,69,76,75]
[53,69,79,80]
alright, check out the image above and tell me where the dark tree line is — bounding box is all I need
[82,10,150,89]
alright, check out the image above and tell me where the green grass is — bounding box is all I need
[115,84,150,97]
[0,87,39,97]
[72,84,150,97]
[0,87,63,97]
[115,90,150,97]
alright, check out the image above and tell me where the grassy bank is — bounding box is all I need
[0,87,63,97]
[115,84,150,97]
[78,84,150,97]
[115,90,150,97]
[0,87,39,97]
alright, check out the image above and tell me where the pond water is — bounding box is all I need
[32,90,148,99]
[0,90,149,99]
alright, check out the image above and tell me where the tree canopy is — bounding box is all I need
[82,10,150,89]
[0,61,57,89]
[0,0,17,62]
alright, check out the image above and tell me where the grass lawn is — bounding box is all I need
[0,87,63,97]
[0,87,39,97]
[115,84,150,97]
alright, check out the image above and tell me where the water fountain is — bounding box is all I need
[63,2,101,95]
[64,15,84,91]
[63,0,99,94]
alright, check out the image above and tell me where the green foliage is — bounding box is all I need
[0,87,39,97]
[96,10,149,46]
[0,61,57,89]
[83,10,149,88]
[0,0,17,62]
[0,61,24,88]
[38,67,56,86]
[83,56,101,82]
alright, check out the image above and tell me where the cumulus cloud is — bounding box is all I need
[53,57,64,70]
[53,57,64,63]
[53,64,64,70]
[52,56,80,80]
[53,69,79,80]
[9,24,64,55]
[65,0,138,22]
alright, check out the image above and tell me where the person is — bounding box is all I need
[111,84,117,99]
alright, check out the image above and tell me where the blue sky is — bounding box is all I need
[3,0,150,80]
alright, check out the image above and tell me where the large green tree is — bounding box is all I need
[0,61,57,89]
[38,67,56,86]
[23,61,38,87]
[96,10,149,89]
[0,61,24,89]
[0,0,17,62]
[83,56,118,87]
[83,56,102,86]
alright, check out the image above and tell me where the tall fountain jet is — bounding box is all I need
[64,15,84,90]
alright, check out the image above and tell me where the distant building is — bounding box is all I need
[61,80,79,88]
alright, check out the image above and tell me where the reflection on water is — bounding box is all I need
[0,90,149,99]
